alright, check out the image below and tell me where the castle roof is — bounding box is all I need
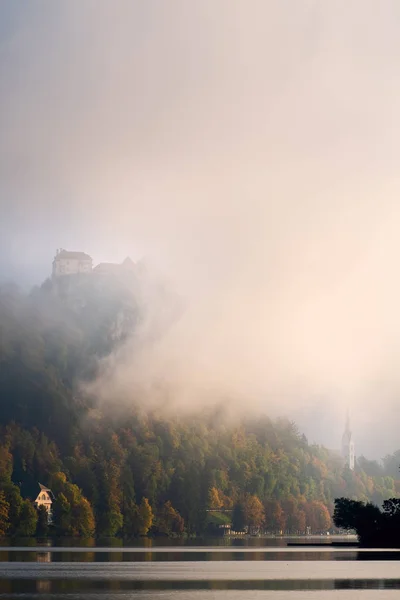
[93,262,120,271]
[93,257,135,273]
[55,250,92,261]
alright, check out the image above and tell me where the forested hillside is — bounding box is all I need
[0,273,398,537]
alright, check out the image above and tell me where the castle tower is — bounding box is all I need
[341,411,355,470]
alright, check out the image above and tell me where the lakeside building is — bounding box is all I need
[34,483,55,524]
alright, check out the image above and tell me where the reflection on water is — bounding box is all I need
[2,549,399,563]
[2,577,400,594]
[0,538,399,598]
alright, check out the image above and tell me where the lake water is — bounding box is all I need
[0,536,399,599]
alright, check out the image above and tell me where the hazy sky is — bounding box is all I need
[2,1,400,456]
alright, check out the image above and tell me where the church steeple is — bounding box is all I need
[342,410,355,470]
[345,409,351,435]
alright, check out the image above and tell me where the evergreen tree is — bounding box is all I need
[2,483,23,536]
[53,493,71,535]
[98,507,123,537]
[72,498,95,537]
[16,500,38,536]
[36,505,49,537]
[123,500,140,537]
[232,502,245,532]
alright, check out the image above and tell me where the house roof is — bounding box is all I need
[39,483,51,492]
[54,250,92,261]
[37,483,55,500]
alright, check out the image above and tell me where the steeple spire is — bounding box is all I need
[342,409,355,470]
[345,409,351,434]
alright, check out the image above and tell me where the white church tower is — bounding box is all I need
[342,411,355,470]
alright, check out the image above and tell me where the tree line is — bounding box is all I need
[334,497,400,547]
[0,278,398,537]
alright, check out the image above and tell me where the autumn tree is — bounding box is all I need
[243,494,265,531]
[208,487,223,509]
[51,472,95,536]
[306,501,331,533]
[0,445,13,482]
[156,501,184,536]
[0,492,10,537]
[264,499,285,533]
[72,498,95,537]
[137,497,154,536]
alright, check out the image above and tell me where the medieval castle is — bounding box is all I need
[52,249,135,278]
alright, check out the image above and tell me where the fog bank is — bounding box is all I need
[2,1,400,456]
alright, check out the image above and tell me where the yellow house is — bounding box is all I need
[34,484,55,524]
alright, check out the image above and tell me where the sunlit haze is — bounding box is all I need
[2,1,400,457]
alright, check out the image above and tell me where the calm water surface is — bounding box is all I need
[0,537,399,599]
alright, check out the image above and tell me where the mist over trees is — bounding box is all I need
[0,274,399,537]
